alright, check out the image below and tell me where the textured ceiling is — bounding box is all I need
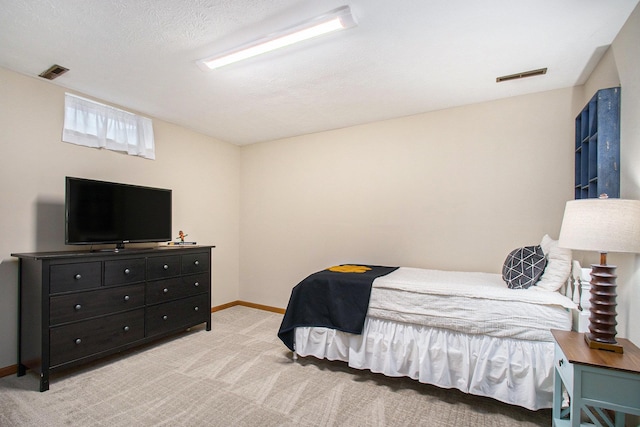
[0,0,638,145]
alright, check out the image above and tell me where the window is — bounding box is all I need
[62,93,155,159]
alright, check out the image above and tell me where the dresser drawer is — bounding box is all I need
[554,343,574,392]
[50,284,145,326]
[104,258,146,286]
[145,294,210,337]
[181,252,210,275]
[146,273,209,305]
[181,272,209,294]
[147,255,181,280]
[50,308,144,367]
[50,262,102,294]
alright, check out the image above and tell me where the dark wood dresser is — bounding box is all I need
[12,246,213,391]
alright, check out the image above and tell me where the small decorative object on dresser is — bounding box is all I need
[168,230,197,245]
[12,245,214,391]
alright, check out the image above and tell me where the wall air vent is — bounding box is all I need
[496,67,547,83]
[39,64,69,80]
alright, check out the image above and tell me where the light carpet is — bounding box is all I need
[0,306,551,426]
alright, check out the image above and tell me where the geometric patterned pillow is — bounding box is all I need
[502,245,547,289]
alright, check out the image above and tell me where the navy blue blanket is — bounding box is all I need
[277,265,399,351]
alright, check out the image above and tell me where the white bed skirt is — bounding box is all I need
[294,317,555,411]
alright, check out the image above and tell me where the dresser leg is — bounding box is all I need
[17,363,26,377]
[39,372,49,392]
[552,369,562,422]
[570,399,581,427]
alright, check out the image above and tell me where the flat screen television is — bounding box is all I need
[65,177,172,250]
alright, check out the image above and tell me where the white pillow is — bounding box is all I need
[535,234,572,292]
[540,234,553,257]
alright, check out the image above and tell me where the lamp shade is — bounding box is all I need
[558,198,640,253]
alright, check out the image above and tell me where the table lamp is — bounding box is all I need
[558,196,640,353]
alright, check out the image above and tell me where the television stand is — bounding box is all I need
[12,245,214,391]
[94,246,132,253]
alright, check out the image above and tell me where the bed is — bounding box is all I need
[277,235,578,411]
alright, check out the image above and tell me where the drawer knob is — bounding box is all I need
[123,326,130,332]
[124,295,130,301]
[162,315,168,320]
[75,338,82,345]
[74,274,82,280]
[74,304,82,311]
[194,282,199,287]
[194,260,200,266]
[559,359,564,367]
[194,306,199,311]
[124,268,131,275]
[163,264,169,270]
[163,288,169,294]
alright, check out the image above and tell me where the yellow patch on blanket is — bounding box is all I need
[328,265,372,273]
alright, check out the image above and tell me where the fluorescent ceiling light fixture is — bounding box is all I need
[197,6,357,70]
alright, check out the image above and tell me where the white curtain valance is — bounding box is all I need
[62,93,155,160]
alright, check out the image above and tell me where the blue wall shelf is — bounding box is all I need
[574,87,620,199]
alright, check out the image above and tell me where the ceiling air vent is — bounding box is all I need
[39,64,69,80]
[496,67,547,83]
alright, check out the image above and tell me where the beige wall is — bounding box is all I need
[240,87,579,309]
[0,67,241,368]
[575,2,640,344]
[240,2,640,346]
[2,1,639,372]
[582,2,640,345]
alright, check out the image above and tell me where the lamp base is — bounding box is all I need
[584,333,624,353]
[586,263,623,354]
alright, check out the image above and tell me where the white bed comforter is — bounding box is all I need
[294,267,577,410]
[368,267,575,342]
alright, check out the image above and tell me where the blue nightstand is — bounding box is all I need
[552,329,640,426]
